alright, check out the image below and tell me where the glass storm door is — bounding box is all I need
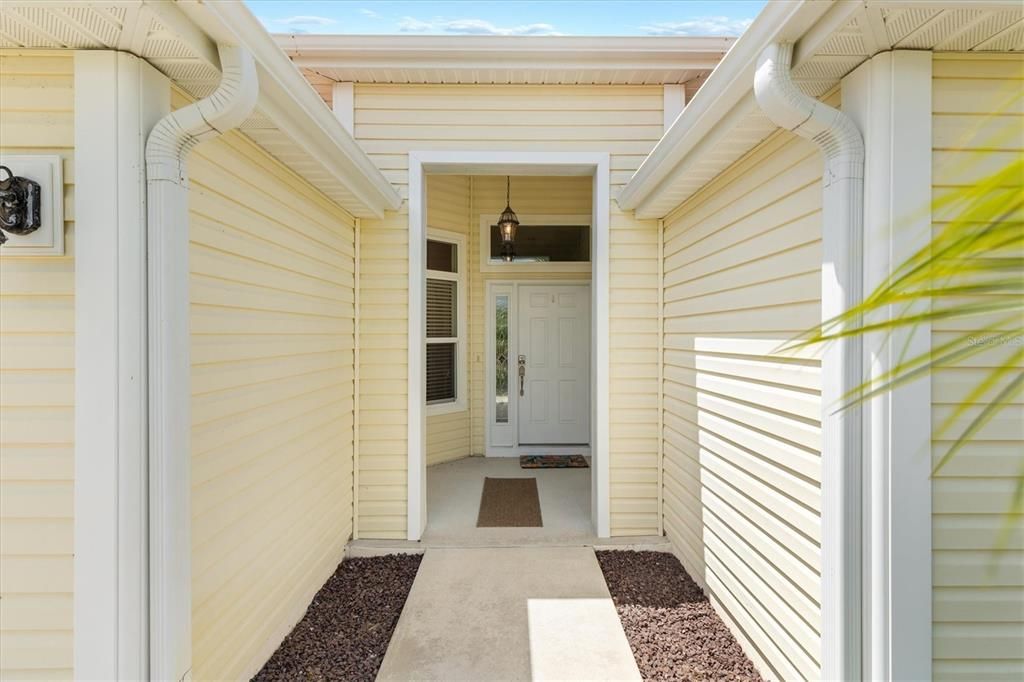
[516,284,590,444]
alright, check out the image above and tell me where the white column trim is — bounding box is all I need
[406,151,611,539]
[332,82,354,135]
[843,50,933,682]
[73,50,169,681]
[408,155,427,540]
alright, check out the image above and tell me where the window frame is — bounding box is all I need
[425,228,467,415]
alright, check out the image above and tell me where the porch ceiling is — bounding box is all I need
[619,0,1024,219]
[0,1,400,218]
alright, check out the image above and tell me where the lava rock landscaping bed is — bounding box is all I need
[252,553,422,681]
[596,550,763,681]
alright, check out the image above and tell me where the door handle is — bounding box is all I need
[518,355,526,397]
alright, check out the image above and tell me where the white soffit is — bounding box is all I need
[0,1,400,218]
[623,0,1024,219]
[277,34,735,106]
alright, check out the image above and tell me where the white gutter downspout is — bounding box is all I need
[146,44,258,682]
[754,42,865,682]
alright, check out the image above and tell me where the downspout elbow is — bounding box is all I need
[754,42,864,186]
[145,44,258,184]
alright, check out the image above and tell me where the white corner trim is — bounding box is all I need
[842,50,933,682]
[407,154,427,541]
[755,42,866,681]
[73,50,169,682]
[331,82,354,135]
[408,150,611,539]
[146,44,258,682]
[663,84,686,132]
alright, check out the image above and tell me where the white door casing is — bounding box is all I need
[408,150,611,540]
[517,284,591,444]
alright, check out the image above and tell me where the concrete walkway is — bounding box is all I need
[376,547,641,682]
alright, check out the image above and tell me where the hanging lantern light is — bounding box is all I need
[497,176,519,262]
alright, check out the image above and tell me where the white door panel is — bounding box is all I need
[517,285,590,444]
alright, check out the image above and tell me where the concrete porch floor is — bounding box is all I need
[421,456,596,547]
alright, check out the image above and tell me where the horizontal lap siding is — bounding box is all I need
[930,53,1024,682]
[661,129,824,680]
[355,84,663,537]
[353,83,664,199]
[358,211,408,538]
[426,175,471,466]
[187,112,356,680]
[609,206,661,535]
[0,52,75,681]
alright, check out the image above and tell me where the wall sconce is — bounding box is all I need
[0,165,42,245]
[497,176,519,262]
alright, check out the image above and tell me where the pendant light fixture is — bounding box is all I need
[497,175,519,262]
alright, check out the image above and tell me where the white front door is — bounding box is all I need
[516,284,590,444]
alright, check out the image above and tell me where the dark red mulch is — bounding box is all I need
[252,553,422,682]
[595,550,763,682]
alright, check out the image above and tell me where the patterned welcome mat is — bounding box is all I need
[519,454,589,469]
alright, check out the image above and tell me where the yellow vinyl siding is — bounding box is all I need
[354,84,663,537]
[0,52,75,681]
[426,175,471,465]
[608,206,661,535]
[353,83,663,199]
[186,91,357,679]
[661,129,824,680]
[930,53,1024,682]
[357,210,408,538]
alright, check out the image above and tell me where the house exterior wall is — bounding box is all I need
[354,84,662,537]
[930,52,1024,682]
[425,175,472,466]
[0,51,76,681]
[660,128,825,680]
[183,92,357,680]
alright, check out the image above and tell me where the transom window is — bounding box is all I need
[488,223,590,263]
[426,232,466,411]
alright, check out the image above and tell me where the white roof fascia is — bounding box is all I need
[280,34,733,72]
[156,0,402,217]
[617,0,848,216]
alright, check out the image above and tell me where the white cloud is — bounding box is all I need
[641,16,753,37]
[277,15,337,27]
[359,8,381,19]
[398,16,564,36]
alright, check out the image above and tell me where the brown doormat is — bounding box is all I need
[520,454,589,469]
[476,477,543,527]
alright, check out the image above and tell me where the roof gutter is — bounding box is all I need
[754,41,865,682]
[146,42,259,682]
[197,1,402,215]
[149,0,402,218]
[616,0,828,213]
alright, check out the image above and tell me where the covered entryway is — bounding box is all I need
[409,152,612,542]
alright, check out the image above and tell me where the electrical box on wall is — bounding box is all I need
[0,154,64,256]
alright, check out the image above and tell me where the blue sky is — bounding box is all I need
[246,1,768,37]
